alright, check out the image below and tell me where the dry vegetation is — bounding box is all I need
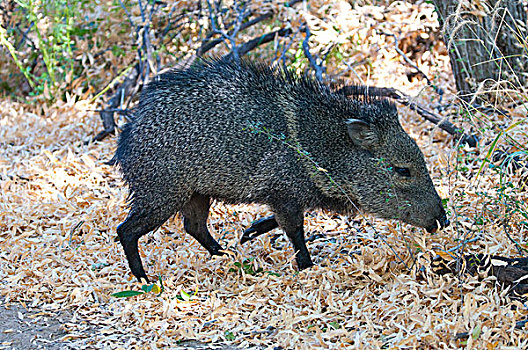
[1,0,528,348]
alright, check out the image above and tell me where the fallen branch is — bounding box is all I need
[337,86,478,147]
[432,253,528,298]
[92,63,141,142]
[275,26,302,68]
[434,252,528,329]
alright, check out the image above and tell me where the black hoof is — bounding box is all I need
[240,227,257,244]
[297,259,314,271]
[136,274,150,284]
[241,215,279,244]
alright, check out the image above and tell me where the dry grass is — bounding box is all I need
[1,1,528,349]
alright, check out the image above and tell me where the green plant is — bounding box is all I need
[0,25,35,89]
[224,331,236,341]
[174,286,198,301]
[112,275,164,298]
[229,258,263,276]
[328,321,340,330]
[1,0,88,100]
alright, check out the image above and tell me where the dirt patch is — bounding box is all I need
[0,299,70,349]
[0,298,244,349]
[171,340,245,349]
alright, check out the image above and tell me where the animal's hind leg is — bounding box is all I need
[241,215,278,244]
[117,191,187,283]
[181,193,223,255]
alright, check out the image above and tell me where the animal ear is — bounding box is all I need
[346,119,379,149]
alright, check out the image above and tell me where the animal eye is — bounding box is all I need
[394,167,411,177]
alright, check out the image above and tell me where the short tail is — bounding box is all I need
[108,123,133,166]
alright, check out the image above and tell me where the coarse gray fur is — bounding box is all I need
[113,58,448,282]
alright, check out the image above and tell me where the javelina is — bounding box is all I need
[113,59,449,282]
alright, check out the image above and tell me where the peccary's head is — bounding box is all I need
[341,98,448,232]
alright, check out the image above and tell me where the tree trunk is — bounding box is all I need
[431,0,528,102]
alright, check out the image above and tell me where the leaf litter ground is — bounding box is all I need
[1,1,528,349]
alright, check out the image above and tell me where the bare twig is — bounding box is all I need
[94,0,302,141]
[447,236,480,253]
[15,22,34,50]
[223,28,293,60]
[205,0,251,62]
[197,13,264,56]
[302,25,325,82]
[160,4,183,39]
[94,0,176,142]
[275,26,301,68]
[341,60,367,84]
[92,64,141,143]
[197,0,302,57]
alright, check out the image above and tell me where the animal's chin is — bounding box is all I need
[391,209,450,233]
[425,218,450,233]
[374,211,443,233]
[398,217,437,233]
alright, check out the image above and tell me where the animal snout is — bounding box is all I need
[426,212,450,233]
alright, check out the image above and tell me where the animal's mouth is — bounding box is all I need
[426,217,450,233]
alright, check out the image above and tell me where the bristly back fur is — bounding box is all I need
[113,58,400,185]
[160,57,396,111]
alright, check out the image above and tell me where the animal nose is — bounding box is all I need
[426,214,450,233]
[434,214,450,232]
